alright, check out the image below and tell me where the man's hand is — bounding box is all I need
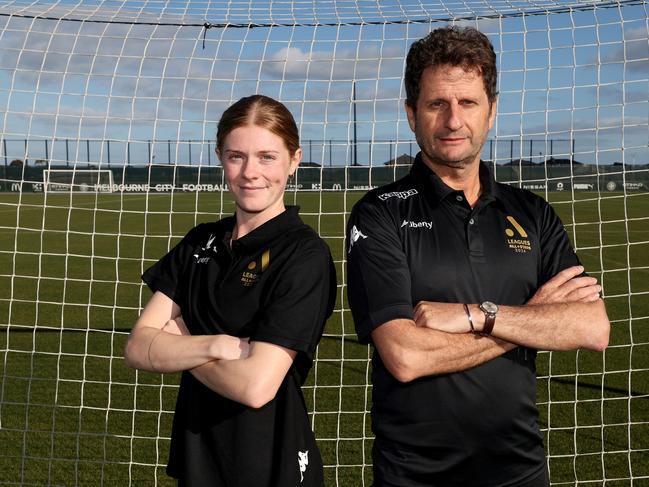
[527,265,601,305]
[414,265,602,335]
[413,302,470,333]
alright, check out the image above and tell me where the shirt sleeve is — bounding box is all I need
[251,237,336,360]
[346,198,413,344]
[538,198,581,285]
[141,226,199,304]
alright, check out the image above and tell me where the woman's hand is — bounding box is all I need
[164,315,250,361]
[125,292,251,372]
[212,335,250,360]
[163,316,190,335]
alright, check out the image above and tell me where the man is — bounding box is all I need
[346,26,610,487]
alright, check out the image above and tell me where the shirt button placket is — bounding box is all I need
[467,214,484,258]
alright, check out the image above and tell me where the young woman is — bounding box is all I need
[124,95,336,486]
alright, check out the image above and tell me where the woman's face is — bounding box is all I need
[218,124,301,221]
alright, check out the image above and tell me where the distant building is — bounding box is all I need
[501,159,535,166]
[383,154,415,166]
[546,157,582,166]
[502,158,583,166]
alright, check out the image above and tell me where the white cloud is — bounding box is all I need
[261,44,405,81]
[598,27,648,72]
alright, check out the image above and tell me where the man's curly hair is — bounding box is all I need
[405,26,498,109]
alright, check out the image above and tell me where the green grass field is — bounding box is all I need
[0,189,648,486]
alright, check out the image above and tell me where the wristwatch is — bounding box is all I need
[479,301,499,335]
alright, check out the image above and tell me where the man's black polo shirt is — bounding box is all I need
[347,154,579,486]
[143,206,336,487]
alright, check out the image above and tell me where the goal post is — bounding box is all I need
[0,1,647,486]
[42,169,115,193]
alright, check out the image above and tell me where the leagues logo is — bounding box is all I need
[505,216,531,253]
[241,249,270,286]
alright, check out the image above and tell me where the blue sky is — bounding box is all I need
[0,0,647,166]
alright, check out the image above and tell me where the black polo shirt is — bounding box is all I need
[143,206,336,487]
[347,154,579,486]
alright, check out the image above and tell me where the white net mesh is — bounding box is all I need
[0,1,648,485]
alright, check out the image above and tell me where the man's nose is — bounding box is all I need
[444,103,463,131]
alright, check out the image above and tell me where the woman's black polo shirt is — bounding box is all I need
[346,154,580,486]
[143,206,336,487]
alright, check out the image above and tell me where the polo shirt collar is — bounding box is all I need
[410,152,501,206]
[231,205,302,252]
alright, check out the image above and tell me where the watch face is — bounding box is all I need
[481,301,498,314]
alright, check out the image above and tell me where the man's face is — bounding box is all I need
[405,64,496,170]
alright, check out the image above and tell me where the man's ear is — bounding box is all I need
[405,100,417,133]
[488,98,497,130]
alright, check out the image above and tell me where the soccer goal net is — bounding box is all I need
[0,1,647,486]
[43,169,114,192]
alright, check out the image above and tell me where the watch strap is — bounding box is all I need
[479,302,497,336]
[482,312,495,335]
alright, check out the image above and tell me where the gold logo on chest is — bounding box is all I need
[505,216,531,253]
[241,249,270,286]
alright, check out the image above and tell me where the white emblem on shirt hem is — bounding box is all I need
[298,450,309,482]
